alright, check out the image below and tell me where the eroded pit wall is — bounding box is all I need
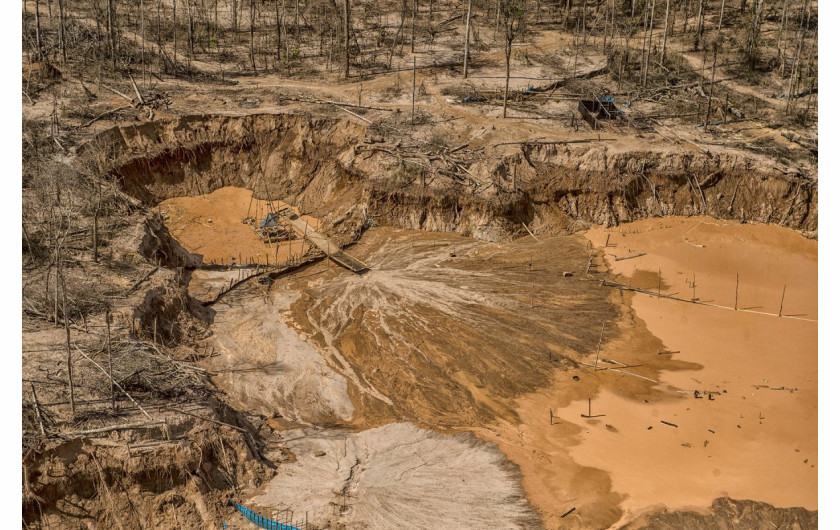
[85,113,816,245]
[368,144,817,239]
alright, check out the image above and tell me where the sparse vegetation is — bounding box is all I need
[21,0,817,528]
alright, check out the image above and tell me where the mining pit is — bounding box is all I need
[24,113,817,529]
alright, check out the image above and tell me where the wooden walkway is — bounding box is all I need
[278,209,369,273]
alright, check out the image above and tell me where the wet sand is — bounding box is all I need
[212,219,816,529]
[159,186,320,265]
[574,217,817,521]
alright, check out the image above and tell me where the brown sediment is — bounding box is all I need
[159,186,320,265]
[577,217,817,521]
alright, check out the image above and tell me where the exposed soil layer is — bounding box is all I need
[23,408,273,529]
[620,497,817,530]
[29,112,818,530]
[88,114,817,243]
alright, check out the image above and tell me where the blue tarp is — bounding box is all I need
[228,501,302,530]
[261,213,280,229]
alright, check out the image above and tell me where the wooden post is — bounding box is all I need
[658,268,662,297]
[549,407,553,424]
[594,321,605,370]
[692,273,697,301]
[778,284,786,317]
[734,273,739,310]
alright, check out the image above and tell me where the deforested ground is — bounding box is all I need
[21,0,817,528]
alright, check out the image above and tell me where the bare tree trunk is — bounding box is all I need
[295,0,300,42]
[776,0,788,62]
[249,0,257,70]
[411,0,417,52]
[428,0,434,44]
[704,41,717,128]
[140,0,146,86]
[93,183,101,262]
[694,0,704,50]
[645,0,655,86]
[716,0,725,34]
[503,39,512,118]
[581,0,587,46]
[274,0,283,63]
[232,0,238,41]
[172,0,177,72]
[187,0,194,67]
[106,309,114,410]
[344,0,350,78]
[746,0,763,69]
[34,0,44,60]
[640,2,648,85]
[59,255,75,415]
[462,0,473,76]
[54,236,59,325]
[57,0,66,63]
[93,0,102,56]
[660,0,669,63]
[388,0,408,69]
[107,0,116,68]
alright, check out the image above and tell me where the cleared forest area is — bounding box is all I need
[21,0,817,528]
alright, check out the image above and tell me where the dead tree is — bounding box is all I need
[343,0,351,78]
[57,0,66,63]
[107,0,117,68]
[60,259,75,415]
[694,0,704,50]
[776,0,789,64]
[501,0,524,118]
[34,0,44,60]
[746,0,763,69]
[275,0,283,61]
[249,0,257,70]
[388,0,408,69]
[172,0,177,71]
[660,0,669,63]
[704,41,717,128]
[463,0,474,77]
[187,0,195,67]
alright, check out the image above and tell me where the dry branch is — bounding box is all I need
[74,345,152,419]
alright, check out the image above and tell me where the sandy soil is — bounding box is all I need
[203,284,355,425]
[200,218,815,529]
[577,217,817,521]
[159,186,320,265]
[251,422,540,529]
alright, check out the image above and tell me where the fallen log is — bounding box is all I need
[65,420,167,437]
